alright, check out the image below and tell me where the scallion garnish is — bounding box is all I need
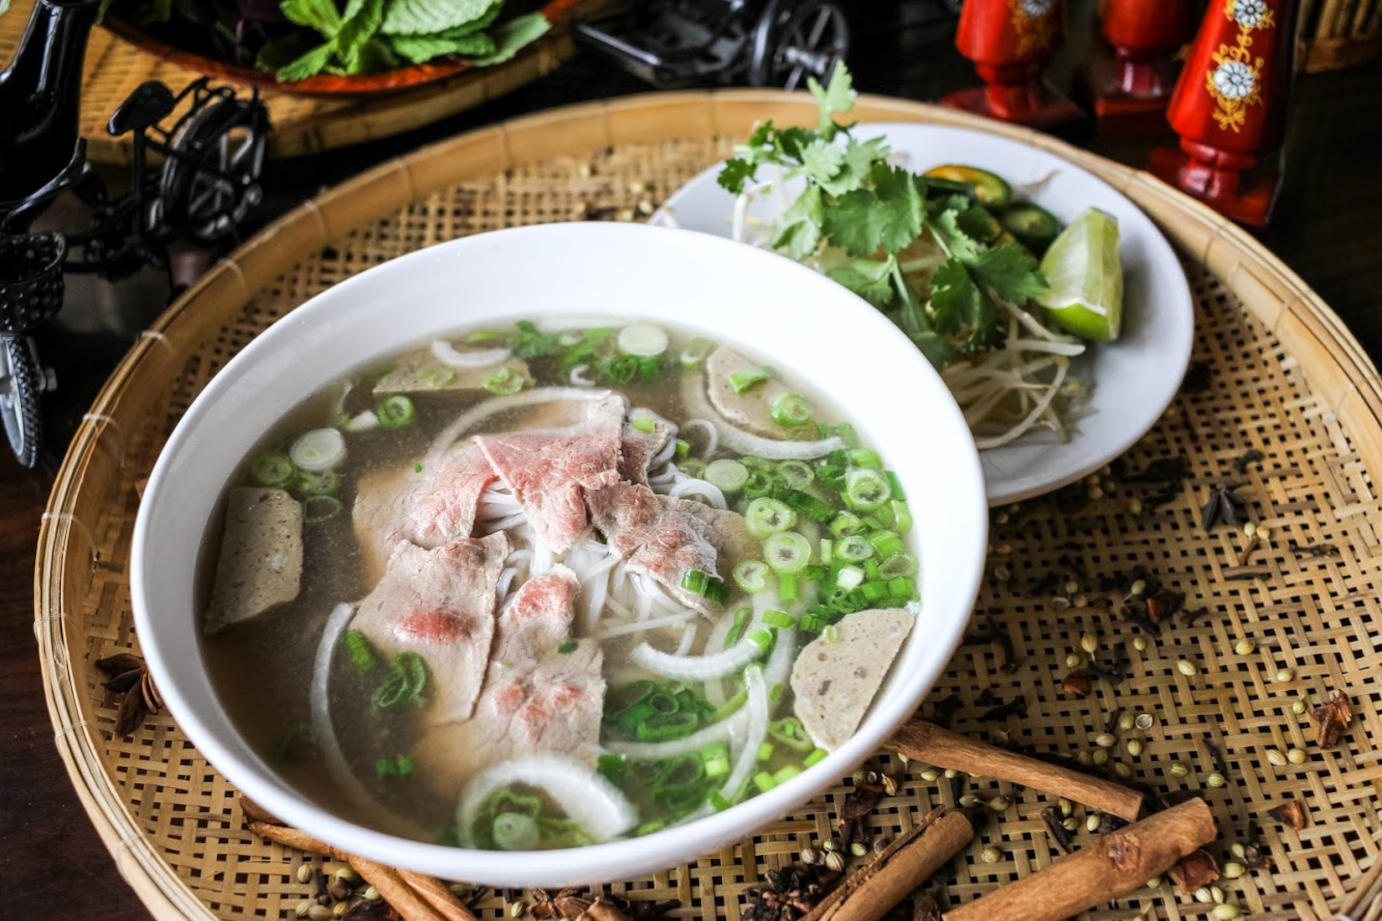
[303,495,343,525]
[732,561,770,595]
[763,609,796,629]
[844,467,891,511]
[746,497,797,539]
[343,629,377,674]
[836,534,874,561]
[725,606,751,647]
[679,336,715,367]
[557,640,578,654]
[770,391,813,428]
[372,652,428,710]
[376,394,416,429]
[250,451,296,488]
[805,748,829,766]
[728,365,775,394]
[705,458,751,493]
[680,569,728,604]
[763,531,812,574]
[482,367,525,396]
[776,459,814,489]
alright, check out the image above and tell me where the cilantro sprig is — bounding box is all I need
[718,64,1049,370]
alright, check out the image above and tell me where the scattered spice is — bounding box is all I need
[1200,483,1247,532]
[1287,539,1339,558]
[1169,848,1220,895]
[741,863,842,921]
[930,694,963,729]
[1268,799,1309,830]
[1181,361,1212,393]
[1040,805,1073,854]
[1203,735,1228,777]
[978,698,1028,722]
[529,888,666,921]
[1061,670,1093,698]
[1310,691,1354,748]
[912,893,944,921]
[837,780,886,849]
[1144,588,1184,624]
[1232,449,1264,472]
[964,618,1018,672]
[95,652,163,736]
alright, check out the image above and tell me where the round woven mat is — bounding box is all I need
[36,92,1382,921]
[0,0,608,164]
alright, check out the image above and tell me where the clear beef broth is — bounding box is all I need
[201,321,920,847]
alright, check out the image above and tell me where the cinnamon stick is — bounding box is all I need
[887,720,1144,821]
[943,798,1217,921]
[398,870,480,920]
[803,807,977,921]
[247,821,470,921]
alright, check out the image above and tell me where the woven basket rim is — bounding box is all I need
[34,89,1382,920]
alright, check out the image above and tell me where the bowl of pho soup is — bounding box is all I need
[132,222,988,886]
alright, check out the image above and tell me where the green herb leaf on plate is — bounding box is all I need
[380,0,498,35]
[282,0,342,36]
[771,185,824,261]
[827,257,896,309]
[336,0,386,71]
[807,61,856,138]
[470,12,550,66]
[276,39,337,82]
[389,30,494,64]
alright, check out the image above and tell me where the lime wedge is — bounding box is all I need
[1037,207,1123,342]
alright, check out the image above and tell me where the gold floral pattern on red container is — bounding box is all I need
[1205,0,1276,131]
[1008,0,1058,56]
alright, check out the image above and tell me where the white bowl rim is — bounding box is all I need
[130,222,988,886]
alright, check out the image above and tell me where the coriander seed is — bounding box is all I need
[1287,747,1307,764]
[1194,887,1213,903]
[920,768,940,782]
[988,795,1011,812]
[850,841,868,857]
[1266,748,1287,767]
[980,845,1001,864]
[1058,797,1073,816]
[1276,668,1295,682]
[1133,635,1148,652]
[295,900,314,919]
[1243,521,1256,538]
[1135,713,1155,730]
[1130,579,1146,595]
[1231,843,1246,859]
[1091,748,1110,766]
[1291,699,1307,715]
[1118,712,1136,732]
[800,847,820,865]
[363,886,380,901]
[1080,633,1099,654]
[944,768,958,779]
[1169,761,1190,777]
[1074,594,1089,607]
[1126,739,1144,757]
[882,774,898,796]
[1211,885,1225,904]
[1063,817,1080,832]
[1145,876,1161,888]
[296,863,313,885]
[332,903,348,919]
[1177,659,1197,677]
[1064,580,1079,594]
[822,838,838,852]
[960,793,982,807]
[1207,771,1227,787]
[1222,861,1245,879]
[1086,814,1101,832]
[508,902,526,919]
[1234,638,1256,655]
[1095,733,1117,748]
[1130,498,1144,514]
[1076,750,1092,766]
[1113,760,1133,779]
[1066,652,1084,669]
[1212,904,1241,919]
[825,851,846,872]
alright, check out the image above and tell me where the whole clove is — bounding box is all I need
[930,694,962,729]
[837,782,886,848]
[979,698,1028,722]
[1040,805,1073,854]
[1288,540,1339,558]
[1181,362,1212,393]
[1233,448,1264,472]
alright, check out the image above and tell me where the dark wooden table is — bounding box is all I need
[3,4,1380,917]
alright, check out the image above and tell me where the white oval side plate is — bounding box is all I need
[652,122,1195,506]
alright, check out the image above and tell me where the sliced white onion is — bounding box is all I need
[291,428,346,472]
[457,755,638,846]
[718,666,769,800]
[342,410,379,432]
[617,323,669,357]
[762,627,798,713]
[536,315,623,333]
[431,340,512,369]
[425,387,618,471]
[309,603,380,817]
[667,477,727,509]
[594,609,698,640]
[673,622,698,656]
[682,373,843,460]
[680,419,718,457]
[569,364,596,387]
[604,707,748,760]
[630,631,763,681]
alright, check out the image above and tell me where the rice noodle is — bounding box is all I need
[604,707,749,760]
[456,754,638,846]
[681,372,844,460]
[425,387,619,471]
[431,340,511,369]
[309,603,385,819]
[673,622,698,656]
[667,477,727,509]
[595,610,698,640]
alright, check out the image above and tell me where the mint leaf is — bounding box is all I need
[470,13,549,66]
[337,0,385,71]
[971,244,1049,304]
[282,0,342,36]
[827,257,895,309]
[807,61,856,138]
[869,162,925,254]
[381,0,497,34]
[389,30,493,63]
[717,158,758,194]
[800,139,845,187]
[276,39,337,81]
[771,186,824,261]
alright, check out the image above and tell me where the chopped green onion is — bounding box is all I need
[741,455,775,470]
[294,468,341,497]
[343,630,377,674]
[635,820,666,836]
[482,367,525,396]
[770,392,813,428]
[250,451,295,488]
[799,611,830,634]
[879,552,918,578]
[844,467,891,511]
[890,499,913,532]
[819,538,833,565]
[705,459,750,493]
[816,421,860,447]
[733,561,771,595]
[724,607,751,647]
[303,495,343,525]
[753,771,777,793]
[763,531,811,574]
[266,724,312,766]
[418,366,456,390]
[745,497,796,539]
[757,742,775,762]
[835,565,864,591]
[742,469,777,499]
[375,754,414,779]
[491,811,539,850]
[776,459,814,489]
[886,471,907,500]
[830,511,864,537]
[702,741,730,778]
[868,531,905,560]
[836,534,874,561]
[888,576,917,600]
[773,765,801,784]
[805,748,829,767]
[713,687,748,721]
[763,609,796,629]
[557,640,578,654]
[617,322,669,357]
[631,414,657,434]
[396,754,414,776]
[777,572,799,602]
[707,790,731,811]
[770,683,784,703]
[674,439,690,459]
[372,652,428,710]
[464,329,506,344]
[376,395,416,429]
[847,448,882,469]
[776,487,836,523]
[508,320,556,358]
[769,717,814,751]
[823,624,840,644]
[729,366,775,393]
[679,457,707,479]
[597,753,627,783]
[746,628,776,657]
[861,580,889,601]
[680,569,728,604]
[679,336,715,367]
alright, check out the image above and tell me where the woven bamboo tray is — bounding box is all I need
[35,91,1382,921]
[1300,0,1382,72]
[0,0,611,165]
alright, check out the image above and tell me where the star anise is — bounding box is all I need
[1268,798,1309,830]
[837,780,885,847]
[528,888,665,921]
[913,892,944,921]
[742,864,841,921]
[95,652,162,736]
[1200,483,1247,531]
[1310,690,1354,748]
[1168,848,1220,894]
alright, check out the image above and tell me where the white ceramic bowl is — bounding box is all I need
[131,222,988,887]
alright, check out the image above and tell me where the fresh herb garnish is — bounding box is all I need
[371,651,428,710]
[717,63,1049,370]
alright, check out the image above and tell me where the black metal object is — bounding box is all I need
[573,0,849,90]
[0,0,269,467]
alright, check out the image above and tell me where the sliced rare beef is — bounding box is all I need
[411,565,604,797]
[586,481,752,614]
[352,441,497,582]
[617,420,671,486]
[351,532,509,725]
[474,394,626,553]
